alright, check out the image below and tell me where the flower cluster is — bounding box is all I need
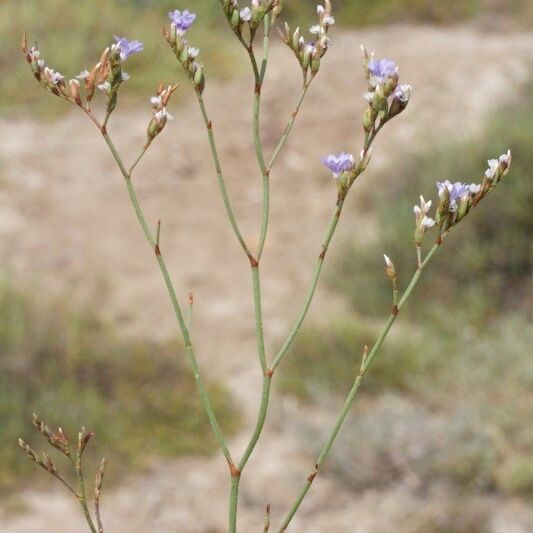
[434,150,511,232]
[361,46,411,134]
[219,0,280,34]
[411,150,512,245]
[22,33,144,116]
[22,36,69,99]
[147,83,178,143]
[279,1,335,79]
[163,10,205,93]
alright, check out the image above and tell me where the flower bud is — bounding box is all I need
[194,64,205,93]
[69,79,81,105]
[363,108,374,133]
[310,56,321,75]
[383,254,397,281]
[231,8,241,29]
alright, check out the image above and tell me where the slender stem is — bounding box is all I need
[238,374,272,471]
[128,143,150,175]
[272,198,345,371]
[259,15,271,83]
[251,266,268,373]
[195,93,254,260]
[278,241,443,532]
[229,476,240,533]
[99,130,234,467]
[249,17,271,260]
[186,292,194,331]
[47,469,77,496]
[73,457,98,533]
[267,81,312,173]
[94,460,105,533]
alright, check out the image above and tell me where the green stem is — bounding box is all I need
[278,241,442,532]
[100,131,234,468]
[249,17,271,260]
[272,198,345,371]
[229,475,240,533]
[267,81,312,173]
[73,457,97,533]
[251,265,268,373]
[238,374,272,472]
[196,93,254,260]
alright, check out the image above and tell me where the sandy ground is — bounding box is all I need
[1,25,532,532]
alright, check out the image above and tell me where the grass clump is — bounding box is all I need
[0,279,239,490]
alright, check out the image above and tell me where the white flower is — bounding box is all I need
[44,67,64,85]
[121,71,130,81]
[150,95,162,107]
[500,149,511,166]
[469,183,481,194]
[240,7,252,22]
[309,25,321,35]
[323,15,335,26]
[155,108,174,123]
[97,81,111,93]
[394,84,412,103]
[422,216,435,228]
[485,158,499,180]
[76,70,90,81]
[187,47,200,59]
[28,46,40,60]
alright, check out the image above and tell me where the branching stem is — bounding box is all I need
[278,239,444,531]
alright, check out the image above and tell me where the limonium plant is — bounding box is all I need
[18,1,513,532]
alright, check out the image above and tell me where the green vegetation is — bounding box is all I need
[0,279,239,490]
[279,92,532,496]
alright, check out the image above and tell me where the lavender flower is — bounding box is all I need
[368,58,398,85]
[322,152,355,178]
[437,180,471,211]
[113,36,144,61]
[169,9,196,34]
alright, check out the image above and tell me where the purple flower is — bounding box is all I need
[437,180,471,211]
[169,9,196,34]
[322,152,355,178]
[368,58,398,85]
[113,36,144,61]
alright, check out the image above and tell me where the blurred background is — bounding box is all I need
[0,1,532,532]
